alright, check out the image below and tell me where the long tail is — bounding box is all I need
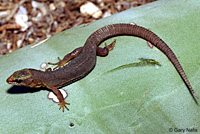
[87,23,198,99]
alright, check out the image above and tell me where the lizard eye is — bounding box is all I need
[20,70,29,77]
[12,69,31,80]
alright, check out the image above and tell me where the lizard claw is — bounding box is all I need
[58,101,70,112]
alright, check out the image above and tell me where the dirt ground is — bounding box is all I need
[0,0,157,55]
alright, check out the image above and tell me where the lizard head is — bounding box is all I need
[7,69,35,87]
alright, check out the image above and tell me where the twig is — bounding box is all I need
[0,5,14,11]
[0,0,27,24]
[0,24,21,32]
[0,30,6,39]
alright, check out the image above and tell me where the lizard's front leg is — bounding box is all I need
[48,86,70,112]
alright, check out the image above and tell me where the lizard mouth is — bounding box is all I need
[6,75,23,85]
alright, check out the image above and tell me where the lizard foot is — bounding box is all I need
[58,101,70,112]
[48,57,65,70]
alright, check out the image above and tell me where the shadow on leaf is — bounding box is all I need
[7,86,50,94]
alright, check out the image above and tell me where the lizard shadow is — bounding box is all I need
[7,86,51,94]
